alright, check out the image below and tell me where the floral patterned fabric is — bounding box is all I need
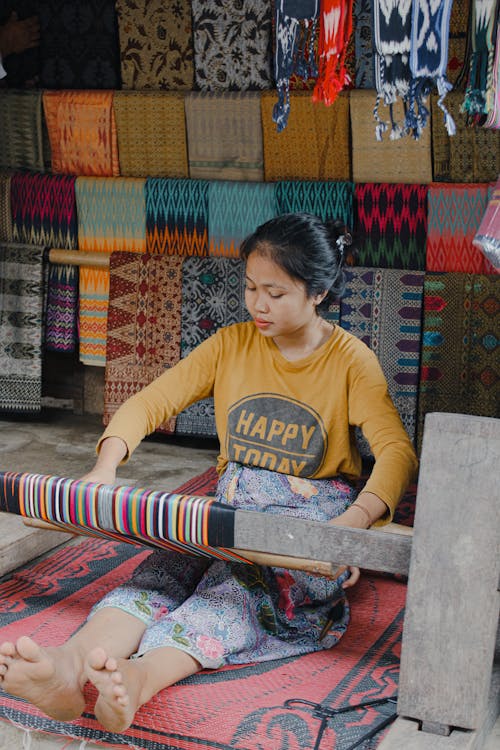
[90,462,355,668]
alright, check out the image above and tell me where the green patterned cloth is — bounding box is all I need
[0,91,49,172]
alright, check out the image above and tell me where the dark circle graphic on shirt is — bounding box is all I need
[226,393,328,477]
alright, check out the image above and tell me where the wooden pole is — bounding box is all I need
[49,249,110,268]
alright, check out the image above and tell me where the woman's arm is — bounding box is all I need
[80,436,128,485]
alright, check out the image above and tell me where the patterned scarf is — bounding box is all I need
[273,0,319,131]
[462,0,499,119]
[354,0,375,88]
[312,0,354,106]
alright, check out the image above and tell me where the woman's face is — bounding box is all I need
[244,252,322,339]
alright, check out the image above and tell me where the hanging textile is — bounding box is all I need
[0,172,12,243]
[43,91,120,177]
[275,180,354,228]
[113,91,188,178]
[354,0,375,88]
[446,0,472,84]
[312,0,354,106]
[185,92,264,182]
[191,0,272,92]
[0,243,45,414]
[10,173,79,352]
[0,91,48,172]
[104,252,183,433]
[115,0,194,90]
[146,178,209,257]
[462,0,499,120]
[272,0,319,131]
[262,90,351,181]
[354,183,428,270]
[208,182,276,257]
[473,178,500,270]
[76,177,146,366]
[37,0,121,89]
[426,184,496,274]
[484,19,500,127]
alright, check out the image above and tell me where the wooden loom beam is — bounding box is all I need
[49,249,110,267]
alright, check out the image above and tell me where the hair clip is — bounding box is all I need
[336,232,352,250]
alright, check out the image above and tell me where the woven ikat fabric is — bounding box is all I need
[0,91,48,172]
[275,180,354,227]
[146,178,209,256]
[103,252,183,433]
[176,257,250,437]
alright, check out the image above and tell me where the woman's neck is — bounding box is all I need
[272,317,334,362]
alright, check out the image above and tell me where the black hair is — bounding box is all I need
[240,212,352,313]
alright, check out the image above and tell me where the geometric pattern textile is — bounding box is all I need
[261,91,351,181]
[0,172,13,243]
[115,0,194,90]
[76,177,146,366]
[354,0,375,89]
[426,183,497,274]
[0,242,45,414]
[208,181,277,257]
[445,0,472,84]
[42,91,120,177]
[176,256,250,436]
[275,180,354,228]
[185,92,264,181]
[103,251,183,434]
[354,183,428,270]
[146,178,209,257]
[37,0,121,89]
[473,179,500,270]
[113,91,189,178]
[417,272,500,448]
[340,267,425,450]
[0,90,48,172]
[191,0,273,91]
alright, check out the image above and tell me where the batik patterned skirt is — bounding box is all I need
[90,463,358,668]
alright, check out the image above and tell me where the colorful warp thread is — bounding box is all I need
[275,180,354,227]
[0,91,48,171]
[191,0,272,92]
[473,179,500,270]
[185,92,264,182]
[37,0,121,89]
[43,91,119,177]
[76,177,146,366]
[113,91,189,178]
[0,172,12,243]
[354,183,428,270]
[208,181,276,257]
[426,183,496,274]
[146,178,209,256]
[261,90,351,181]
[272,0,319,131]
[430,91,500,182]
[10,172,79,352]
[104,251,183,432]
[340,267,425,450]
[462,0,498,119]
[312,0,354,107]
[0,243,45,414]
[176,256,250,436]
[417,273,499,448]
[115,0,194,90]
[0,471,240,560]
[354,0,375,88]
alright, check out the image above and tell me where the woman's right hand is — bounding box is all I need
[80,436,128,487]
[79,466,117,486]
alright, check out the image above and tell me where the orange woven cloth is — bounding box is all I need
[261,91,351,181]
[43,91,120,177]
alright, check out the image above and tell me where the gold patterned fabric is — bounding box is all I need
[0,172,12,243]
[446,0,471,85]
[261,91,350,181]
[114,91,189,177]
[115,0,194,90]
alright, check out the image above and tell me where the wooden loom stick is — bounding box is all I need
[49,249,110,267]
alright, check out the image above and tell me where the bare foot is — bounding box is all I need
[85,647,143,732]
[0,636,86,720]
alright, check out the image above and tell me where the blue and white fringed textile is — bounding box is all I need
[407,0,456,138]
[273,0,319,132]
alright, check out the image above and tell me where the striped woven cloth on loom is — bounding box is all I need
[115,0,194,90]
[208,181,277,257]
[0,172,12,243]
[76,177,146,366]
[146,178,209,256]
[417,272,500,449]
[38,0,121,89]
[113,91,189,178]
[426,183,497,274]
[275,180,354,227]
[104,251,183,433]
[261,90,351,181]
[354,183,428,270]
[43,91,120,177]
[185,92,264,181]
[340,267,425,452]
[176,256,250,437]
[349,89,433,184]
[191,0,272,91]
[0,471,241,560]
[0,243,45,414]
[10,172,79,352]
[430,91,500,183]
[0,91,48,172]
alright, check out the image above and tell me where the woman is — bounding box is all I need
[0,213,418,733]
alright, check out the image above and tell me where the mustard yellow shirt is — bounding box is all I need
[99,322,418,520]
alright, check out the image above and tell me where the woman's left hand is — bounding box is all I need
[341,566,361,589]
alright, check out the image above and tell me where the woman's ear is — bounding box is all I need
[313,290,328,307]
